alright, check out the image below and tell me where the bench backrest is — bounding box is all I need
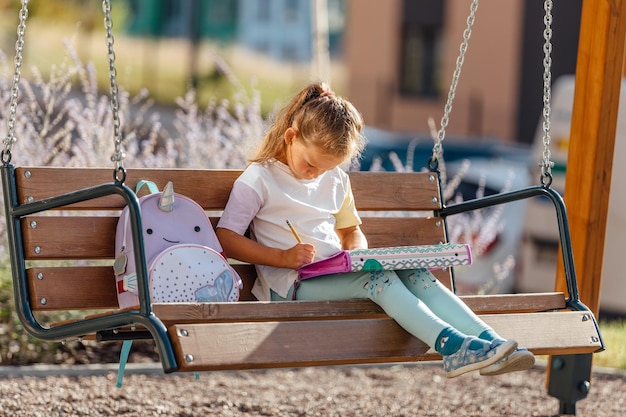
[15,167,448,312]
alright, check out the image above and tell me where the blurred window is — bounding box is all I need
[399,0,445,98]
[258,0,271,22]
[282,43,299,60]
[284,0,300,21]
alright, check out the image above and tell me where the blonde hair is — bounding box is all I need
[251,82,365,164]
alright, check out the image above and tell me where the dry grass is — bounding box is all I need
[595,320,626,370]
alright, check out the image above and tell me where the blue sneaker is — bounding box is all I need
[479,347,535,376]
[443,338,517,378]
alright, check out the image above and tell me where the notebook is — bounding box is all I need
[297,243,472,280]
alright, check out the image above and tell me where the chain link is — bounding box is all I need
[2,0,29,165]
[431,0,479,165]
[540,0,555,184]
[102,0,125,179]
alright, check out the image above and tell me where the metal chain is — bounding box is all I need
[102,0,126,182]
[2,0,29,165]
[430,0,479,169]
[540,0,555,185]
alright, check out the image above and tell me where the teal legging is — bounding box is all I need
[271,268,498,349]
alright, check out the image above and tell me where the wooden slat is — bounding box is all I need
[170,318,429,371]
[153,300,386,324]
[486,311,602,355]
[28,265,455,311]
[15,168,441,211]
[28,266,118,310]
[22,216,118,260]
[168,311,602,372]
[233,264,258,301]
[29,244,565,314]
[21,216,445,260]
[27,264,258,310]
[348,171,441,210]
[460,292,566,314]
[15,168,241,210]
[78,293,567,330]
[359,217,445,247]
[152,293,566,325]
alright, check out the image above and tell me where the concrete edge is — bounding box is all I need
[0,362,165,378]
[0,359,624,379]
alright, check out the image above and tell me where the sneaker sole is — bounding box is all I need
[480,350,536,376]
[446,339,517,378]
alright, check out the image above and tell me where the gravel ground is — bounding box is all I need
[0,363,624,417]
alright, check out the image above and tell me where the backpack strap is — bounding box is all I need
[116,341,200,387]
[115,179,160,296]
[116,339,133,388]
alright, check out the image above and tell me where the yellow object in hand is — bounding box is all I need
[286,219,303,244]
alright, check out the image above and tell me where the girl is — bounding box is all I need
[216,82,534,378]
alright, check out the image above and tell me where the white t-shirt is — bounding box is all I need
[217,159,361,300]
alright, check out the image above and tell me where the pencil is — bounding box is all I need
[286,219,303,244]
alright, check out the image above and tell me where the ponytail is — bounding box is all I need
[250,82,365,164]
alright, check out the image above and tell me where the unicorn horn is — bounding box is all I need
[159,181,175,212]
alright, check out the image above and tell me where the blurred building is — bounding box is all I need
[121,0,582,144]
[124,0,345,63]
[345,0,582,144]
[126,0,238,42]
[237,0,345,63]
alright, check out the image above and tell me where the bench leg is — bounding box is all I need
[547,353,592,416]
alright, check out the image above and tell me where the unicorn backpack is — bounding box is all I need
[113,181,242,309]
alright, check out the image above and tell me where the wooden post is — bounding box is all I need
[548,4,626,413]
[556,0,626,315]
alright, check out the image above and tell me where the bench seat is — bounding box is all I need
[2,166,603,375]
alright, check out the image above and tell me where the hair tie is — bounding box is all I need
[320,84,335,98]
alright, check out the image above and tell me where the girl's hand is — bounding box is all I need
[284,243,317,269]
[217,227,316,269]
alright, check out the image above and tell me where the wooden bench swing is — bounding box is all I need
[0,0,606,415]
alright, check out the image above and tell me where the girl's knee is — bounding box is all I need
[402,268,440,290]
[363,270,400,299]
